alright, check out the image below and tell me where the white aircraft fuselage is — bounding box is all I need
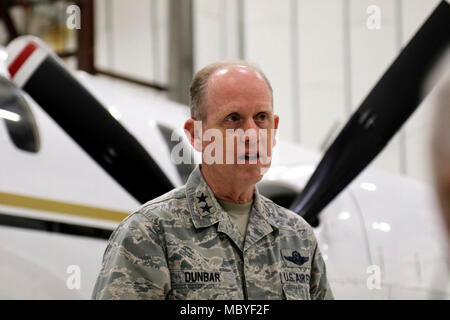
[0,38,448,300]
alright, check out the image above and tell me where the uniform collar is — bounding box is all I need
[185,165,226,229]
[185,166,278,251]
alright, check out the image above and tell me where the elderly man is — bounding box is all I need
[92,61,333,300]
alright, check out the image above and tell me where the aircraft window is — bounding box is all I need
[157,123,195,184]
[0,76,40,153]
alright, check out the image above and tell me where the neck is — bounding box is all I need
[200,165,254,203]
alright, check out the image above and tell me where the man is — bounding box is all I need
[92,61,333,300]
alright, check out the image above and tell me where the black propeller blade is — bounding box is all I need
[290,0,450,222]
[7,38,175,204]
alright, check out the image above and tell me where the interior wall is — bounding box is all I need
[0,0,443,185]
[192,0,442,185]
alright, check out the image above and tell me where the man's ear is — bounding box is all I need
[272,115,279,147]
[184,118,203,152]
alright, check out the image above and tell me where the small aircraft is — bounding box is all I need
[0,1,449,300]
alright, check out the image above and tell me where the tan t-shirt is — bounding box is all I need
[217,198,253,236]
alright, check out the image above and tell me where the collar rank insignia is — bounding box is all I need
[196,193,207,203]
[284,251,309,266]
[201,203,212,213]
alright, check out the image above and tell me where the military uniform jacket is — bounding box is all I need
[92,166,333,300]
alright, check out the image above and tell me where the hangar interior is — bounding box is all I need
[0,0,443,185]
[0,0,449,300]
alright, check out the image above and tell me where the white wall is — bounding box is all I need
[192,0,442,185]
[3,0,441,185]
[94,0,168,85]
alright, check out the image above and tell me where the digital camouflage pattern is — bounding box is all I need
[92,166,333,300]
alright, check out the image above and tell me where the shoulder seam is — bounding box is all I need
[138,186,187,211]
[268,201,313,232]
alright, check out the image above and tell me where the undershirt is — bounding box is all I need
[217,198,253,237]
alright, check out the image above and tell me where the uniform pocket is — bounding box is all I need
[279,267,311,300]
[282,284,311,300]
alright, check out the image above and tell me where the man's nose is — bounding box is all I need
[241,118,259,143]
[243,117,259,132]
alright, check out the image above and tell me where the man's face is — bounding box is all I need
[200,65,279,184]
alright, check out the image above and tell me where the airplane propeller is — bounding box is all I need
[5,37,175,204]
[290,0,450,223]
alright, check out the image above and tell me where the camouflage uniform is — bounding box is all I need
[92,166,333,300]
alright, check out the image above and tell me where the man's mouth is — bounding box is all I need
[241,153,260,162]
[245,154,259,160]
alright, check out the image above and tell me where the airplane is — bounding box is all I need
[0,1,449,300]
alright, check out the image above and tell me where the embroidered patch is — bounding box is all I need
[194,191,216,216]
[281,249,311,268]
[170,270,236,287]
[280,271,311,285]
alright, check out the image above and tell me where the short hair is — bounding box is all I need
[189,60,273,121]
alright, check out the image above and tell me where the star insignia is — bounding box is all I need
[196,193,207,203]
[201,203,212,213]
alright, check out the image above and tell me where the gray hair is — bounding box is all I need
[189,60,273,121]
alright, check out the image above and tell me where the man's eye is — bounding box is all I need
[256,114,267,121]
[227,115,239,122]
